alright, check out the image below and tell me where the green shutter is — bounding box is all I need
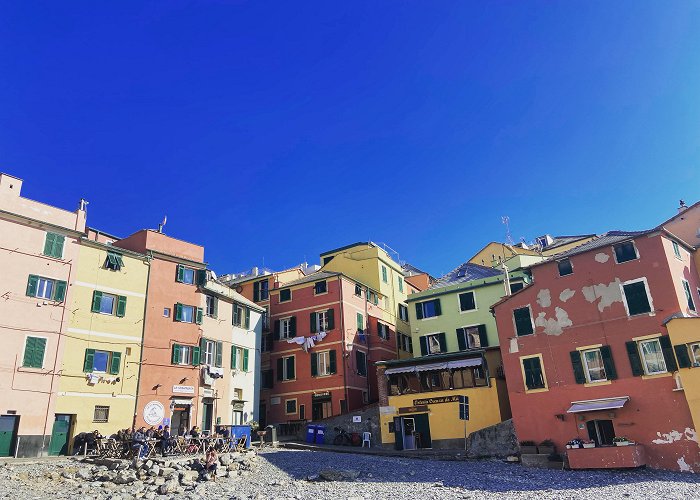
[419,336,428,356]
[30,337,47,368]
[199,338,207,364]
[625,341,644,376]
[310,312,317,333]
[329,350,337,374]
[327,308,334,330]
[600,345,617,380]
[277,358,284,381]
[456,329,467,351]
[43,232,56,256]
[438,332,447,352]
[477,324,488,347]
[659,335,678,372]
[286,356,295,380]
[215,341,223,367]
[356,313,363,330]
[26,275,39,297]
[311,352,318,377]
[23,337,36,368]
[415,303,424,320]
[570,351,586,384]
[244,307,251,329]
[191,346,201,365]
[53,234,65,258]
[675,344,692,369]
[116,295,127,317]
[242,349,249,371]
[109,352,121,375]
[83,348,95,372]
[231,346,238,369]
[290,316,296,335]
[274,320,281,340]
[53,280,67,302]
[172,344,181,364]
[213,297,218,319]
[434,299,442,316]
[196,307,204,324]
[253,281,260,302]
[233,305,240,326]
[176,264,185,283]
[175,303,183,321]
[196,269,207,286]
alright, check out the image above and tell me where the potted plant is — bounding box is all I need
[538,439,555,454]
[566,438,583,449]
[582,440,595,449]
[613,436,630,446]
[519,440,538,454]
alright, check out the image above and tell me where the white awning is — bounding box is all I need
[385,357,482,376]
[384,365,418,375]
[447,358,482,369]
[567,396,629,413]
[415,362,449,373]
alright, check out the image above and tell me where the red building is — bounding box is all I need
[492,222,700,471]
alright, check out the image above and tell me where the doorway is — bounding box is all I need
[312,399,332,420]
[259,403,267,428]
[587,419,615,446]
[0,415,19,457]
[299,404,306,421]
[171,405,191,435]
[392,414,432,451]
[49,414,73,456]
[201,401,214,433]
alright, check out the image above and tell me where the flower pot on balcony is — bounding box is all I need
[615,441,629,446]
[583,443,595,449]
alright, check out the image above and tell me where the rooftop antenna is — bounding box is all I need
[502,216,514,245]
[158,215,167,233]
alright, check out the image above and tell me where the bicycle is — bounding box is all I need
[332,427,352,446]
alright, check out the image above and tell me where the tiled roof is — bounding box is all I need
[545,234,596,251]
[277,271,340,289]
[401,262,435,280]
[544,230,653,261]
[428,262,503,290]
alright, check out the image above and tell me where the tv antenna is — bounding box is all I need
[158,215,167,233]
[502,216,514,245]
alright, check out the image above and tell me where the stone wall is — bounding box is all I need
[297,404,382,447]
[466,418,518,458]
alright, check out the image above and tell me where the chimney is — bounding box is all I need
[678,200,688,214]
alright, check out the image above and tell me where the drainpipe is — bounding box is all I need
[338,276,349,413]
[133,252,152,431]
[365,286,371,403]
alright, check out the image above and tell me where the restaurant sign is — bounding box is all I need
[173,385,195,394]
[412,395,460,406]
[398,405,429,414]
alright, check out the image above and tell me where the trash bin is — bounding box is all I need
[306,424,317,444]
[315,425,326,444]
[265,424,277,445]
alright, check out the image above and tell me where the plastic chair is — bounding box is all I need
[362,432,371,448]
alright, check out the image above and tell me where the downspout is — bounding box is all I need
[365,285,371,402]
[133,252,153,430]
[338,276,349,413]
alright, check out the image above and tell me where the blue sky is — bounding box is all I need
[2,2,699,277]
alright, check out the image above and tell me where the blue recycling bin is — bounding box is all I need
[231,425,251,449]
[306,424,317,443]
[315,425,326,444]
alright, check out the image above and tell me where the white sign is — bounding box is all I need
[271,397,281,405]
[173,385,195,394]
[143,401,165,426]
[353,416,362,423]
[202,388,214,398]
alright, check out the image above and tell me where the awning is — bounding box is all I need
[567,396,629,413]
[447,358,482,369]
[170,398,193,405]
[384,357,482,375]
[385,365,419,375]
[415,362,449,373]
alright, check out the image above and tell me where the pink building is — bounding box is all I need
[0,173,86,457]
[493,215,700,471]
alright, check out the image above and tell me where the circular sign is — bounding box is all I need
[143,401,165,426]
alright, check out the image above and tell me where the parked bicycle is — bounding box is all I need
[332,426,352,446]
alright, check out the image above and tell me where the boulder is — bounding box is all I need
[219,454,231,466]
[157,479,179,495]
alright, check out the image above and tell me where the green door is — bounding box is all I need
[0,416,18,457]
[48,415,71,456]
[413,413,432,449]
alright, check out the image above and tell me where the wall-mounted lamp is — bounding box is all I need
[555,414,565,421]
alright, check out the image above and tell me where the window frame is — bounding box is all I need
[690,342,700,366]
[638,338,668,375]
[377,322,389,340]
[163,307,171,318]
[179,267,196,285]
[520,354,548,392]
[314,281,327,295]
[398,304,409,322]
[104,252,125,271]
[458,291,477,313]
[417,299,440,320]
[285,398,297,415]
[613,241,639,264]
[175,345,193,366]
[91,350,111,373]
[672,240,682,259]
[280,355,296,381]
[180,304,195,323]
[681,279,696,312]
[317,350,332,376]
[98,292,117,315]
[279,288,292,303]
[557,258,574,277]
[203,339,216,366]
[459,324,483,349]
[93,405,110,423]
[620,278,653,317]
[356,350,368,376]
[354,284,362,297]
[398,333,413,353]
[581,348,608,383]
[381,265,388,283]
[398,276,404,293]
[425,333,443,355]
[35,277,56,300]
[316,310,329,332]
[205,295,217,318]
[280,317,294,339]
[513,305,535,336]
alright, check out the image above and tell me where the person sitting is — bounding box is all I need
[131,427,147,460]
[205,449,218,481]
[178,424,187,437]
[145,426,156,439]
[190,426,200,438]
[160,425,174,456]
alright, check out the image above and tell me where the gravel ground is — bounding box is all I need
[1,448,698,500]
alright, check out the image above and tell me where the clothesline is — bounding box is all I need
[286,331,328,352]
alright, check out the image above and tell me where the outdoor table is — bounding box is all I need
[145,439,159,459]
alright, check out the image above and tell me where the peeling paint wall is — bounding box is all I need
[581,279,624,312]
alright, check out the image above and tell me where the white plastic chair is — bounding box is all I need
[362,432,371,448]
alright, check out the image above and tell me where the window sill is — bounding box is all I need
[314,292,328,297]
[641,372,672,380]
[18,366,45,372]
[459,309,478,314]
[584,380,611,387]
[524,387,549,394]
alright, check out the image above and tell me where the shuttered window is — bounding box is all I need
[682,280,696,312]
[622,280,652,316]
[43,232,65,258]
[459,292,476,312]
[356,350,368,376]
[22,336,47,368]
[279,288,291,303]
[571,347,617,383]
[26,275,67,302]
[175,264,195,284]
[105,252,125,271]
[627,336,677,376]
[513,306,534,336]
[91,291,127,317]
[377,323,390,340]
[82,349,121,374]
[456,325,488,350]
[311,350,337,377]
[419,332,446,355]
[171,344,199,365]
[381,266,388,283]
[277,356,295,381]
[522,356,546,390]
[398,304,408,322]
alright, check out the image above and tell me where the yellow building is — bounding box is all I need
[469,235,595,268]
[665,316,700,434]
[55,232,149,446]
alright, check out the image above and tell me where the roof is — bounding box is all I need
[401,262,435,280]
[428,262,502,290]
[375,349,484,367]
[276,271,341,289]
[541,230,653,261]
[544,234,596,251]
[320,241,374,257]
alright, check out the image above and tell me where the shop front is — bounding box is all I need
[312,392,333,421]
[169,398,192,435]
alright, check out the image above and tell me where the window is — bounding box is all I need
[398,333,413,353]
[682,280,696,312]
[398,276,404,293]
[26,275,67,302]
[398,304,409,322]
[262,369,274,389]
[613,241,638,263]
[253,280,269,302]
[382,266,388,283]
[510,282,524,293]
[689,343,700,366]
[458,291,476,312]
[513,306,534,336]
[581,349,607,383]
[354,284,362,297]
[175,303,202,324]
[672,240,682,259]
[105,252,125,271]
[587,419,615,446]
[279,288,291,303]
[639,339,667,375]
[310,309,333,333]
[419,332,446,355]
[83,349,121,374]
[356,350,368,376]
[262,306,269,331]
[22,336,47,369]
[367,290,379,305]
[557,259,573,276]
[202,339,216,366]
[521,356,546,391]
[231,346,250,371]
[377,323,390,340]
[91,291,127,317]
[285,399,297,414]
[232,304,250,328]
[93,406,110,423]
[277,356,295,381]
[261,333,273,352]
[176,264,196,284]
[43,232,65,259]
[356,312,364,331]
[314,281,327,295]
[311,350,337,376]
[278,317,296,339]
[621,279,652,316]
[163,307,171,318]
[415,299,441,319]
[205,295,218,318]
[171,344,199,365]
[456,325,487,350]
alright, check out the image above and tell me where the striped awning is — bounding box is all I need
[384,357,482,376]
[567,396,629,413]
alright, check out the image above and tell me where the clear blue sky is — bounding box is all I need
[2,2,699,277]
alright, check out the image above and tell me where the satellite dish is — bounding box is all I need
[236,285,243,293]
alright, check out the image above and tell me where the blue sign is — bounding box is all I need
[162,418,171,426]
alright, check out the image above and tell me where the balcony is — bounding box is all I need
[567,444,646,469]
